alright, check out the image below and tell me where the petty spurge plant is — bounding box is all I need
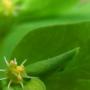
[0,57,29,88]
[0,0,90,90]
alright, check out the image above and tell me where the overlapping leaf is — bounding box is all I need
[26,47,79,75]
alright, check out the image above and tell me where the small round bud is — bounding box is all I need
[1,58,29,88]
[16,66,24,73]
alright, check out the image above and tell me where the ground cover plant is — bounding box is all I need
[0,0,90,90]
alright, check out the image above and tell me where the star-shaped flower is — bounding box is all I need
[0,57,31,88]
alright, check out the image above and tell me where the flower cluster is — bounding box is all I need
[2,0,21,16]
[0,57,31,88]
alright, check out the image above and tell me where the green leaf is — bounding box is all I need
[1,22,89,90]
[1,20,90,90]
[1,21,82,64]
[26,47,80,76]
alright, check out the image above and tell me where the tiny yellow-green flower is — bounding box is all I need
[0,57,31,89]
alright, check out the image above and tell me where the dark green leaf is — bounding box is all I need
[1,21,82,64]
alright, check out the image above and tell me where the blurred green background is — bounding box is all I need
[0,0,90,90]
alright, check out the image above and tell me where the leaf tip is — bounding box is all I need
[74,47,80,54]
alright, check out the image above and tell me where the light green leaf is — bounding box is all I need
[26,47,80,76]
[24,77,46,90]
